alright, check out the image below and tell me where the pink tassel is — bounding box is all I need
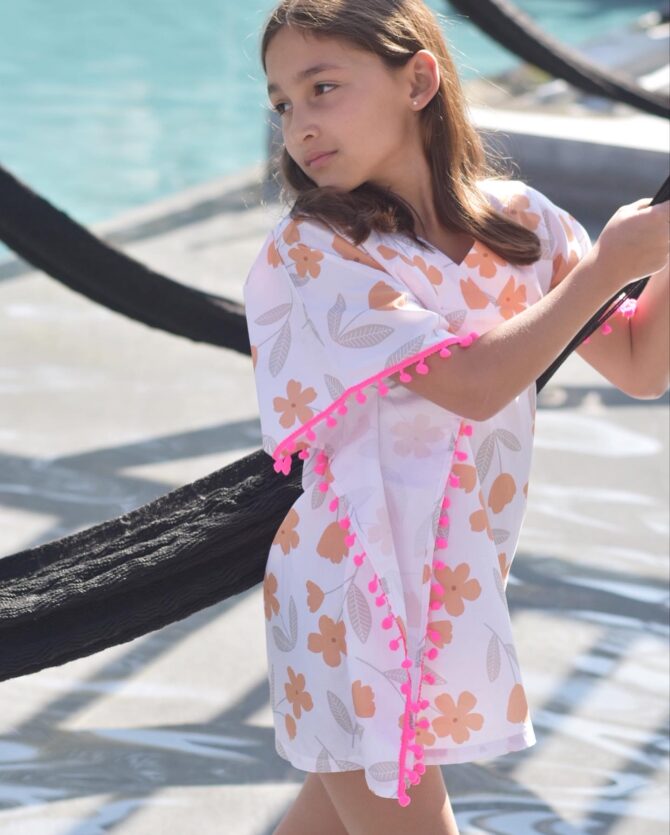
[415,359,429,374]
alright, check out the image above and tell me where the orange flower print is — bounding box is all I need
[451,462,477,493]
[376,243,402,261]
[551,247,580,290]
[267,238,281,267]
[317,519,350,564]
[559,212,576,242]
[282,219,302,245]
[498,552,510,585]
[367,506,393,556]
[398,712,436,747]
[507,682,529,723]
[504,192,541,233]
[250,344,258,370]
[469,489,494,540]
[432,563,481,616]
[285,666,314,719]
[463,242,507,279]
[263,571,280,620]
[273,507,300,555]
[352,680,376,718]
[332,233,386,271]
[432,690,484,743]
[391,413,445,457]
[285,712,297,740]
[307,614,347,667]
[368,280,408,311]
[460,277,489,310]
[273,378,317,429]
[407,254,443,288]
[287,243,324,278]
[488,473,517,514]
[496,277,527,319]
[423,562,432,584]
[427,618,452,648]
[306,579,325,613]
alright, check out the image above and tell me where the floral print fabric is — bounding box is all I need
[242,178,593,803]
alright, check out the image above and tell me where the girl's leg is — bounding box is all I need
[319,765,460,835]
[273,772,349,835]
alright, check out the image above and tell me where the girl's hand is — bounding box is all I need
[593,198,669,292]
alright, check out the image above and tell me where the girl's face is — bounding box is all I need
[265,27,423,192]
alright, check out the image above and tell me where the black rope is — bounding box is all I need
[447,0,669,119]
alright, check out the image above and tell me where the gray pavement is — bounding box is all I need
[0,156,668,834]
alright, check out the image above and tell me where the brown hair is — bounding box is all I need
[260,0,541,266]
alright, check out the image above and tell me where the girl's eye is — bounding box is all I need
[272,82,336,115]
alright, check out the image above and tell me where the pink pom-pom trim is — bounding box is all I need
[265,333,479,805]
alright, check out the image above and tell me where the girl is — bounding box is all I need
[243,1,670,832]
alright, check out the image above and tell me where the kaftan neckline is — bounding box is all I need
[415,233,478,268]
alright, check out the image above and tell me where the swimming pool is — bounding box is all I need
[0,0,658,262]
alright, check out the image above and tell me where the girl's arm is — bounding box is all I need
[629,261,670,397]
[390,244,619,420]
[392,198,669,421]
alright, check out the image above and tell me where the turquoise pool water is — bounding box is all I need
[0,0,658,261]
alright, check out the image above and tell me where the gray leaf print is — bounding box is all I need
[496,428,521,451]
[302,300,326,347]
[504,642,520,670]
[422,663,447,686]
[272,624,296,652]
[475,432,496,482]
[384,334,426,368]
[327,690,356,734]
[289,269,311,288]
[492,528,510,546]
[288,596,297,642]
[335,758,364,770]
[269,318,291,378]
[255,302,292,326]
[310,480,328,510]
[486,633,501,682]
[347,582,372,644]
[328,293,347,338]
[542,208,557,253]
[369,761,400,781]
[316,747,332,772]
[444,309,467,331]
[324,372,345,400]
[384,666,410,685]
[336,323,394,348]
[492,566,507,606]
[270,662,276,708]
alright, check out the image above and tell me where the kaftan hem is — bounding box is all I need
[274,721,536,792]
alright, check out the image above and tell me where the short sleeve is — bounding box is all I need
[242,216,475,469]
[523,183,593,296]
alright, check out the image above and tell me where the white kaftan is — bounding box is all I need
[242,178,595,806]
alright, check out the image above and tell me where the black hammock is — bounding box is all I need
[1,0,668,683]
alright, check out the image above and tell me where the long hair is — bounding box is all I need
[260,0,541,265]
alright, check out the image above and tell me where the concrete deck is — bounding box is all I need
[0,149,668,834]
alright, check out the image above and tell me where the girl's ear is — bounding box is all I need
[405,49,440,105]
